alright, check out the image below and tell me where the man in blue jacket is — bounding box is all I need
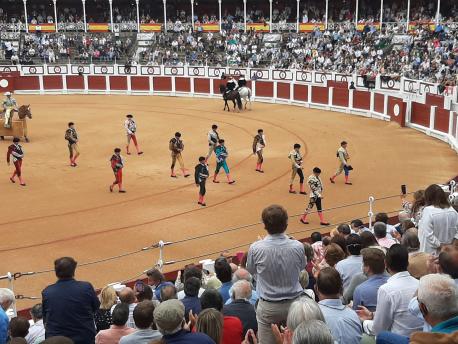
[42,257,100,344]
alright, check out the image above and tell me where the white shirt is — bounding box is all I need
[418,206,458,253]
[372,271,423,336]
[25,319,45,344]
[111,303,137,329]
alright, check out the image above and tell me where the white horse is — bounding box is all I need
[237,86,252,110]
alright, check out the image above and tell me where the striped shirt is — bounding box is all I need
[247,234,306,301]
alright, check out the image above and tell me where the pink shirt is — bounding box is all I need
[95,325,136,344]
[377,237,396,249]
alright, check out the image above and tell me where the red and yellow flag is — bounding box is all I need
[28,24,56,32]
[246,23,270,32]
[299,23,325,32]
[88,23,110,32]
[140,23,162,32]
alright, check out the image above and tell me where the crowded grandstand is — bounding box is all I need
[0,0,457,343]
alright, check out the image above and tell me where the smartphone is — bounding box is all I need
[401,184,407,195]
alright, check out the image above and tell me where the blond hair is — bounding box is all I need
[100,286,117,310]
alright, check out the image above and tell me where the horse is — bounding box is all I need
[0,105,32,142]
[237,86,252,110]
[219,84,243,112]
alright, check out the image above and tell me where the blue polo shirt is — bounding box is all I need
[352,274,389,312]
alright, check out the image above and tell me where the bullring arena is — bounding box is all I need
[0,66,457,314]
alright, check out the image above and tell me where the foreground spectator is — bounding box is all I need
[401,231,429,279]
[42,257,100,344]
[316,267,362,344]
[215,258,233,304]
[119,301,161,344]
[153,299,214,343]
[134,281,153,303]
[95,304,135,344]
[195,308,223,344]
[181,277,201,322]
[286,296,325,331]
[373,222,396,249]
[176,266,205,300]
[247,204,305,344]
[160,285,177,302]
[377,274,458,344]
[200,289,243,344]
[357,244,423,336]
[418,184,458,253]
[335,234,363,290]
[222,280,257,336]
[114,288,137,329]
[225,268,258,306]
[293,320,334,344]
[146,269,174,301]
[352,248,388,312]
[95,286,117,332]
[26,304,45,344]
[0,288,14,344]
[8,317,29,341]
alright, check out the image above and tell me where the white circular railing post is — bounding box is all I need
[368,196,375,229]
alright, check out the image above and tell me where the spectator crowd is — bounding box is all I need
[0,183,457,344]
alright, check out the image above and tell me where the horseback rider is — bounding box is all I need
[3,92,18,129]
[226,76,237,94]
[236,75,247,91]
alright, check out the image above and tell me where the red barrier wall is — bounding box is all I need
[175,77,191,92]
[352,90,371,110]
[332,88,349,107]
[387,96,406,127]
[0,73,17,92]
[15,76,40,90]
[277,82,290,99]
[311,86,328,104]
[426,93,444,108]
[293,84,308,101]
[87,76,106,90]
[66,76,84,90]
[194,78,210,93]
[411,102,431,127]
[131,76,150,91]
[43,76,63,90]
[374,93,384,114]
[109,76,127,90]
[153,77,172,91]
[328,81,348,89]
[255,81,274,97]
[435,108,450,133]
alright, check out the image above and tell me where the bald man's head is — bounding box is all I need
[232,268,252,283]
[119,287,136,304]
[231,280,252,300]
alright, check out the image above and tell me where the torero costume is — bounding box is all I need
[236,76,247,90]
[110,149,126,193]
[253,130,266,173]
[124,115,143,155]
[205,126,220,163]
[169,133,190,178]
[195,158,209,206]
[213,140,235,184]
[7,138,25,186]
[330,141,352,185]
[65,124,79,167]
[288,145,306,194]
[226,77,237,94]
[300,168,329,225]
[2,92,18,129]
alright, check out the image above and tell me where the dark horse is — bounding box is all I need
[219,85,243,112]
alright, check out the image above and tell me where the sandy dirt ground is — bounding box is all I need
[0,94,457,309]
